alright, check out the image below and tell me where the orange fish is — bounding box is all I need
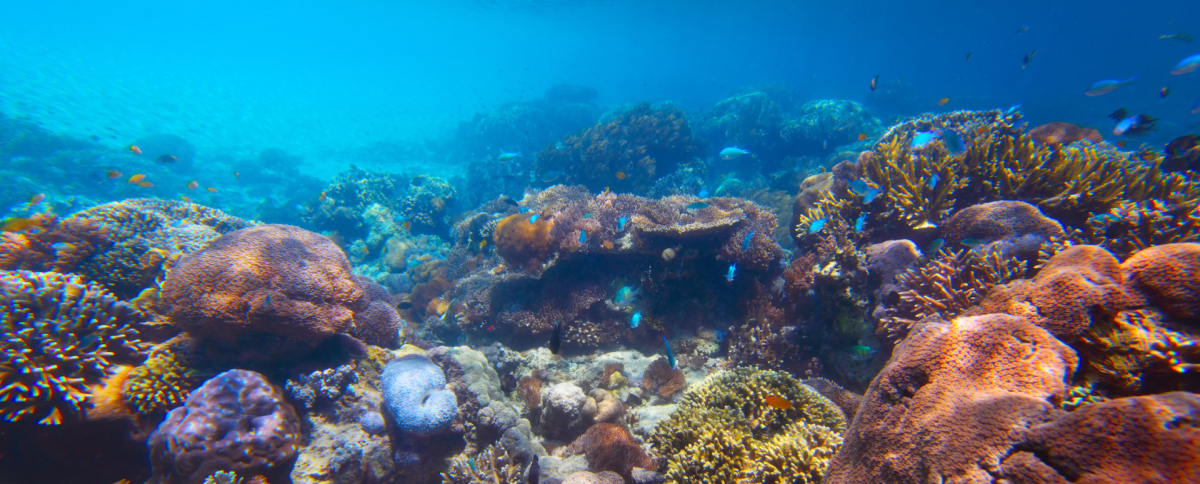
[136,180,154,188]
[29,193,45,205]
[764,395,794,410]
[128,174,146,183]
[938,98,950,106]
[234,171,241,179]
[857,133,868,141]
[402,220,412,231]
[206,187,218,193]
[130,145,142,155]
[187,181,199,190]
[180,196,193,202]
[106,170,122,179]
[616,171,626,180]
[319,192,327,202]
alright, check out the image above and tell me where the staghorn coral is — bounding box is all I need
[0,270,148,425]
[641,356,685,399]
[564,423,653,480]
[148,370,300,484]
[882,247,1026,342]
[824,314,1078,484]
[536,102,698,195]
[1078,308,1200,392]
[1082,197,1200,259]
[998,392,1200,483]
[650,368,845,484]
[161,224,366,351]
[440,443,524,484]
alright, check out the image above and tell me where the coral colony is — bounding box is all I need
[1,86,1198,484]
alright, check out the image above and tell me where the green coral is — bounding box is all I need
[0,270,147,425]
[650,368,846,484]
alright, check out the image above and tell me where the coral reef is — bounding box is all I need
[285,363,358,411]
[149,369,300,484]
[782,99,881,154]
[161,224,367,358]
[380,354,458,436]
[0,270,148,425]
[540,382,596,441]
[825,314,1077,484]
[649,368,845,484]
[536,103,698,195]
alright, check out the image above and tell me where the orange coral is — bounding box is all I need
[161,224,365,345]
[825,314,1077,484]
[1027,121,1103,145]
[1120,243,1200,321]
[566,423,654,481]
[642,356,685,398]
[492,213,554,269]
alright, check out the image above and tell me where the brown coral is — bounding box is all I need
[565,423,653,480]
[824,314,1078,484]
[641,356,685,398]
[1121,243,1200,321]
[938,200,1064,259]
[492,213,555,270]
[998,392,1200,483]
[161,224,366,346]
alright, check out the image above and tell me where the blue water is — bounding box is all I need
[3,0,1196,180]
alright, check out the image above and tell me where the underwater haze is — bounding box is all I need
[2,1,1200,484]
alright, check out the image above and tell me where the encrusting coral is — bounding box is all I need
[649,367,845,484]
[0,270,148,425]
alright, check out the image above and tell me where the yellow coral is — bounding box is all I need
[122,337,205,416]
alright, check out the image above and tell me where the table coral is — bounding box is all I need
[0,270,148,425]
[824,314,1077,484]
[536,102,698,195]
[148,369,300,484]
[650,367,845,484]
[161,224,367,349]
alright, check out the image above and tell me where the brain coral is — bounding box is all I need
[650,367,846,484]
[161,224,366,346]
[1121,243,1200,321]
[0,270,147,425]
[939,200,1065,259]
[148,370,300,484]
[380,354,458,436]
[824,314,1078,484]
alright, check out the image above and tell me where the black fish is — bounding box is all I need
[502,174,519,181]
[527,456,540,484]
[870,74,879,91]
[155,154,178,164]
[964,53,973,61]
[1022,50,1036,69]
[396,300,413,310]
[549,320,562,354]
[500,196,519,207]
[1109,108,1128,121]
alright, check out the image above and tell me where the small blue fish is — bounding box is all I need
[497,151,521,162]
[686,202,709,210]
[725,263,737,283]
[807,218,827,234]
[530,214,540,223]
[742,232,754,251]
[720,146,751,160]
[583,213,594,219]
[698,188,710,198]
[864,188,882,203]
[614,285,640,307]
[630,311,642,329]
[662,335,676,369]
[1006,104,1022,115]
[468,456,477,472]
[855,214,867,233]
[1171,53,1200,75]
[1085,76,1137,96]
[264,294,272,307]
[929,174,940,190]
[960,238,985,248]
[848,179,871,196]
[617,216,627,231]
[911,131,938,149]
[928,238,945,255]
[1090,213,1119,223]
[940,128,965,155]
[519,207,530,213]
[579,230,587,243]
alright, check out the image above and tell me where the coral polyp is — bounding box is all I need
[0,270,148,425]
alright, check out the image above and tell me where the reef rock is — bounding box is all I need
[825,314,1077,484]
[148,370,300,484]
[161,224,367,352]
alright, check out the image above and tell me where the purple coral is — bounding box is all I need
[148,370,300,484]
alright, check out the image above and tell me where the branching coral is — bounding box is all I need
[440,443,525,484]
[1079,308,1200,393]
[0,270,148,425]
[536,102,698,195]
[650,368,845,484]
[882,247,1026,342]
[1083,198,1200,259]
